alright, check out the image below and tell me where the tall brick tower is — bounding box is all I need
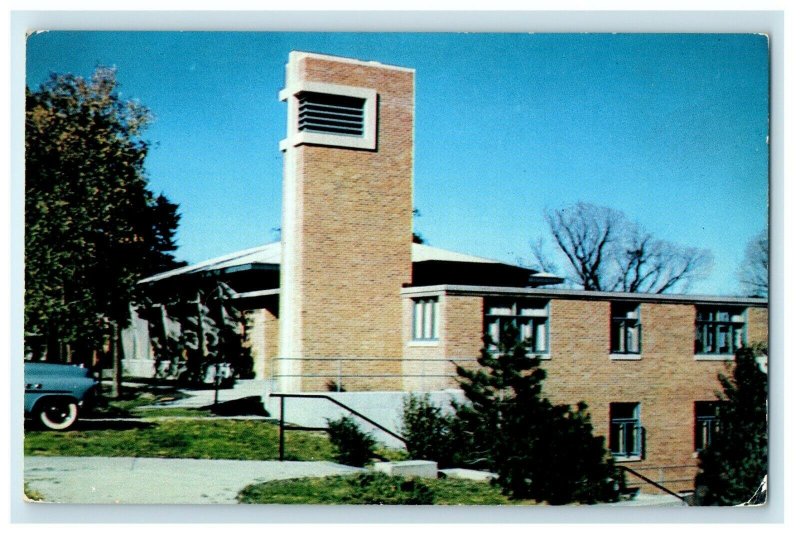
[277,52,415,391]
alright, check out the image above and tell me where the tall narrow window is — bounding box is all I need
[695,307,746,355]
[610,402,642,459]
[412,298,439,341]
[485,299,549,355]
[695,401,721,451]
[611,302,641,354]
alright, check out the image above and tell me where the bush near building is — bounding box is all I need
[401,324,620,504]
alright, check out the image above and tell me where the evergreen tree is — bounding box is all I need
[694,344,768,505]
[453,324,619,504]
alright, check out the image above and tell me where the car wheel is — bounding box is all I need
[37,398,79,430]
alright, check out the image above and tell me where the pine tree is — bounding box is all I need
[454,324,619,504]
[694,344,768,505]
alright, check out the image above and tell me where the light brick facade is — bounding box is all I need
[400,287,768,493]
[277,52,414,391]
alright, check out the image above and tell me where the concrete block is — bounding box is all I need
[373,460,438,479]
[439,468,498,482]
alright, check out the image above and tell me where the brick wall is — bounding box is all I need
[280,53,414,391]
[438,294,769,493]
[245,304,279,380]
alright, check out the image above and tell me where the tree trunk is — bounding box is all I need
[110,320,122,398]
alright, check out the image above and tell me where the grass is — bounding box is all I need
[92,385,192,418]
[25,419,336,461]
[238,472,532,505]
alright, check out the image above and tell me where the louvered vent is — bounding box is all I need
[297,91,366,137]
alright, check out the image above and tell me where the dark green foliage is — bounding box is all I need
[452,324,619,504]
[694,345,768,505]
[25,68,183,364]
[400,394,459,467]
[343,472,434,505]
[326,415,378,467]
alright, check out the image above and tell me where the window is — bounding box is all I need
[485,299,549,355]
[695,307,746,355]
[610,403,642,459]
[611,302,641,354]
[412,298,439,341]
[695,401,721,451]
[297,92,366,137]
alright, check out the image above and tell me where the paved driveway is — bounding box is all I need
[25,456,363,504]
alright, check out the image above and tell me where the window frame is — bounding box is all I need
[280,81,378,151]
[610,302,642,357]
[411,297,439,342]
[609,402,642,461]
[695,306,747,357]
[484,298,550,357]
[694,401,721,452]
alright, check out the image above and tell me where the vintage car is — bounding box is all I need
[24,362,99,430]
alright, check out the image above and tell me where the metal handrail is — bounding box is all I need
[270,392,408,461]
[617,465,690,505]
[269,356,477,391]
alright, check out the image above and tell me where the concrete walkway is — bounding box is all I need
[24,456,363,504]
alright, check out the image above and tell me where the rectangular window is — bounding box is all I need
[610,402,642,459]
[485,299,549,355]
[695,307,746,355]
[695,401,721,451]
[412,298,439,341]
[611,302,641,354]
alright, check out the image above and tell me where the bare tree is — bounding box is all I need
[613,228,712,294]
[540,202,712,294]
[544,203,623,290]
[738,229,768,297]
[529,236,561,276]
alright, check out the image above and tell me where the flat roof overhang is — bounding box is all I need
[401,284,768,307]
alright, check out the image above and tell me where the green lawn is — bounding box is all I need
[238,472,532,505]
[25,419,336,461]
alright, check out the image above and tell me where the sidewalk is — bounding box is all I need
[25,456,363,504]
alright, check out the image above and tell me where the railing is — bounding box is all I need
[617,465,693,505]
[269,356,476,391]
[270,392,409,461]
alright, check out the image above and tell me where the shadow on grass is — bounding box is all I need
[208,396,271,417]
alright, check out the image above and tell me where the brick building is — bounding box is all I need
[138,52,768,492]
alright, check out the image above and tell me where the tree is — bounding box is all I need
[452,324,619,504]
[536,202,712,293]
[25,68,183,388]
[738,229,768,297]
[694,344,768,506]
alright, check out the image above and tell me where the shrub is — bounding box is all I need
[344,472,434,505]
[326,415,377,467]
[401,394,459,467]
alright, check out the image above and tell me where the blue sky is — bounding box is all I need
[25,32,769,296]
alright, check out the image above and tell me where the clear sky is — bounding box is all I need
[25,32,769,296]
